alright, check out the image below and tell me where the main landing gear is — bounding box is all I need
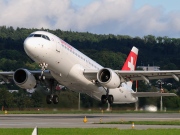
[101,95,114,104]
[46,94,59,104]
[101,88,114,104]
[45,79,59,104]
[39,62,59,104]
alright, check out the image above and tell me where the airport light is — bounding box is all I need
[135,80,138,111]
[156,80,164,111]
[78,92,81,110]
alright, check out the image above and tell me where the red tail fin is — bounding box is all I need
[122,46,138,71]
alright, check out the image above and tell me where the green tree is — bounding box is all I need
[31,91,43,107]
[0,87,14,109]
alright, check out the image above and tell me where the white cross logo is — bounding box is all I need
[128,56,134,71]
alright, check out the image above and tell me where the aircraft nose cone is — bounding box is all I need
[23,38,37,57]
[24,38,30,51]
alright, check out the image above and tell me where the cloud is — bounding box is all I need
[0,0,180,37]
[0,0,73,28]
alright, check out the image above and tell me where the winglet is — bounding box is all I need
[122,46,138,71]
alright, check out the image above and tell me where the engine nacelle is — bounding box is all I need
[97,68,120,89]
[13,68,36,89]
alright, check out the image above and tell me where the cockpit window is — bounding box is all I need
[28,34,50,41]
[42,35,47,39]
[42,35,50,40]
[34,34,42,37]
[28,34,34,37]
[46,36,50,40]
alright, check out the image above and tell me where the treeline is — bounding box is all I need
[1,26,180,70]
[0,26,180,110]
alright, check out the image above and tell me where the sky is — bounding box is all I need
[0,0,180,37]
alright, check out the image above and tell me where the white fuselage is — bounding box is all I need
[24,31,138,104]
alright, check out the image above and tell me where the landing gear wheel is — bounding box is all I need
[46,95,52,104]
[108,95,114,104]
[52,95,59,104]
[101,95,107,104]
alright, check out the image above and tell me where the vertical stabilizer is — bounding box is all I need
[122,46,138,71]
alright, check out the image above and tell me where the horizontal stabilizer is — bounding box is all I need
[132,92,177,97]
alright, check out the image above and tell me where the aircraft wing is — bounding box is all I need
[132,92,177,97]
[28,70,53,79]
[83,69,180,83]
[0,69,53,82]
[115,70,180,82]
[0,71,14,81]
[83,69,98,81]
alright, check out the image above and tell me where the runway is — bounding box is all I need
[0,113,180,129]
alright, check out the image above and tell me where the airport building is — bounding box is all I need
[137,65,160,71]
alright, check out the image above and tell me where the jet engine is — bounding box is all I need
[97,68,120,89]
[13,68,36,89]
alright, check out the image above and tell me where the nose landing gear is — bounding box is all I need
[39,62,48,79]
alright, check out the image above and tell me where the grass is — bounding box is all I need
[0,128,180,135]
[0,109,180,114]
[100,120,180,125]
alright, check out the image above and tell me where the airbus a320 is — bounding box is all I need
[0,31,179,105]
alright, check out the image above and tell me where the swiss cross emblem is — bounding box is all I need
[128,56,134,71]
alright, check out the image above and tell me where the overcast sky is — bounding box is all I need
[0,0,180,37]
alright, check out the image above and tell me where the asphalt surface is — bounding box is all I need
[0,113,180,129]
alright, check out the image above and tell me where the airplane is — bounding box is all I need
[0,31,179,105]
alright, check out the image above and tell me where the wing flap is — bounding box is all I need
[115,70,180,82]
[83,69,98,81]
[132,92,177,97]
